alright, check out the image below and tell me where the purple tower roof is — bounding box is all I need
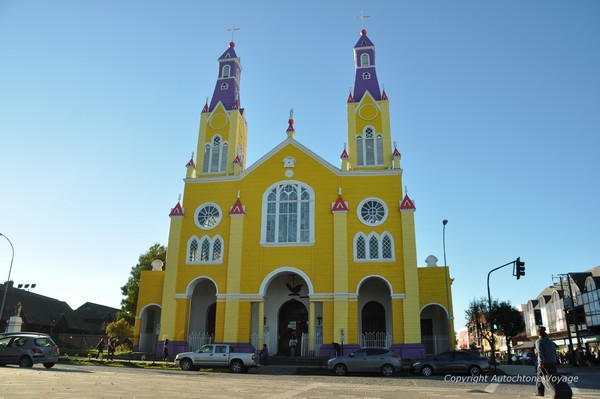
[352,30,381,102]
[209,42,242,112]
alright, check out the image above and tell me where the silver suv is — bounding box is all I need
[0,332,60,368]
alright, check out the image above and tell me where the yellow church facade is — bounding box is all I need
[135,30,454,358]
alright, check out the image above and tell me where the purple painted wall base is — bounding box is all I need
[319,343,361,357]
[391,343,426,360]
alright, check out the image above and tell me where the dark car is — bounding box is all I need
[0,332,60,368]
[411,350,492,376]
[327,347,402,377]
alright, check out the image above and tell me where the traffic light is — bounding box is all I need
[515,257,525,279]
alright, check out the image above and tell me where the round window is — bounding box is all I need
[358,198,387,226]
[195,203,221,230]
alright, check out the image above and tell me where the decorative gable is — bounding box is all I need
[399,195,416,211]
[331,195,349,213]
[230,198,245,215]
[169,202,184,217]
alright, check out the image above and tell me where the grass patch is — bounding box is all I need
[59,357,180,370]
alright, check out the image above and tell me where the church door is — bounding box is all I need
[362,301,386,333]
[278,300,307,356]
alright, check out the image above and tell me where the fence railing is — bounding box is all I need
[300,332,322,356]
[359,332,392,348]
[188,332,214,352]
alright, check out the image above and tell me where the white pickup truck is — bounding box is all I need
[175,344,259,373]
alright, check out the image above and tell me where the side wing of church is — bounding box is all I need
[135,30,454,358]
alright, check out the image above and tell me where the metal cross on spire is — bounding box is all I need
[227,24,240,43]
[356,11,370,29]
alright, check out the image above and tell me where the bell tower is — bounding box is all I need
[346,29,394,171]
[194,35,248,177]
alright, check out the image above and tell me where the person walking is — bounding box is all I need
[95,338,105,360]
[534,326,557,396]
[163,339,169,361]
[289,334,297,357]
[107,337,116,360]
[259,344,269,366]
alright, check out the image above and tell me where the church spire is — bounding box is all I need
[209,33,242,112]
[352,29,382,102]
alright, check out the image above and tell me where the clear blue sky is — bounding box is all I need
[1,1,599,335]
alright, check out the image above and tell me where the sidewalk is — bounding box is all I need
[499,363,600,376]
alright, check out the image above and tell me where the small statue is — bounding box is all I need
[15,302,22,317]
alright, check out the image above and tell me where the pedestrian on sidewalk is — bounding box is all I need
[95,338,105,359]
[259,344,269,366]
[534,326,557,397]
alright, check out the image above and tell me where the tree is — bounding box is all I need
[106,318,134,349]
[119,243,166,324]
[465,297,525,363]
[494,301,525,364]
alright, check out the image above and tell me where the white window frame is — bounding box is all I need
[360,53,370,67]
[357,197,388,226]
[260,181,315,246]
[186,235,224,265]
[356,126,383,166]
[353,232,395,262]
[194,202,222,230]
[202,135,228,174]
[222,65,231,78]
[362,72,371,80]
[220,82,229,90]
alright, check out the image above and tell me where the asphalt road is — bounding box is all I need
[1,363,599,399]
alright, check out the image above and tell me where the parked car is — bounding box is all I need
[411,350,492,376]
[0,332,60,368]
[174,344,258,373]
[327,347,402,377]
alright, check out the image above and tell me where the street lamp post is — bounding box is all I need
[442,219,453,349]
[0,233,15,329]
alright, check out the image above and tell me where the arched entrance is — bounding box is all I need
[278,300,307,356]
[357,276,392,347]
[420,303,449,354]
[138,304,161,354]
[188,278,217,351]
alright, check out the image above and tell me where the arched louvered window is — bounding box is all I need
[189,238,199,262]
[222,65,231,78]
[203,136,228,173]
[356,235,366,259]
[360,53,370,66]
[212,238,222,261]
[382,234,393,259]
[369,236,379,259]
[357,127,383,166]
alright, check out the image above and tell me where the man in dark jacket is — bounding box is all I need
[535,326,557,396]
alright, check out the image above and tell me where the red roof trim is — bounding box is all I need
[340,149,349,159]
[392,148,401,157]
[399,195,416,211]
[230,198,245,215]
[169,202,184,217]
[331,195,349,213]
[381,90,388,101]
[347,93,354,103]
